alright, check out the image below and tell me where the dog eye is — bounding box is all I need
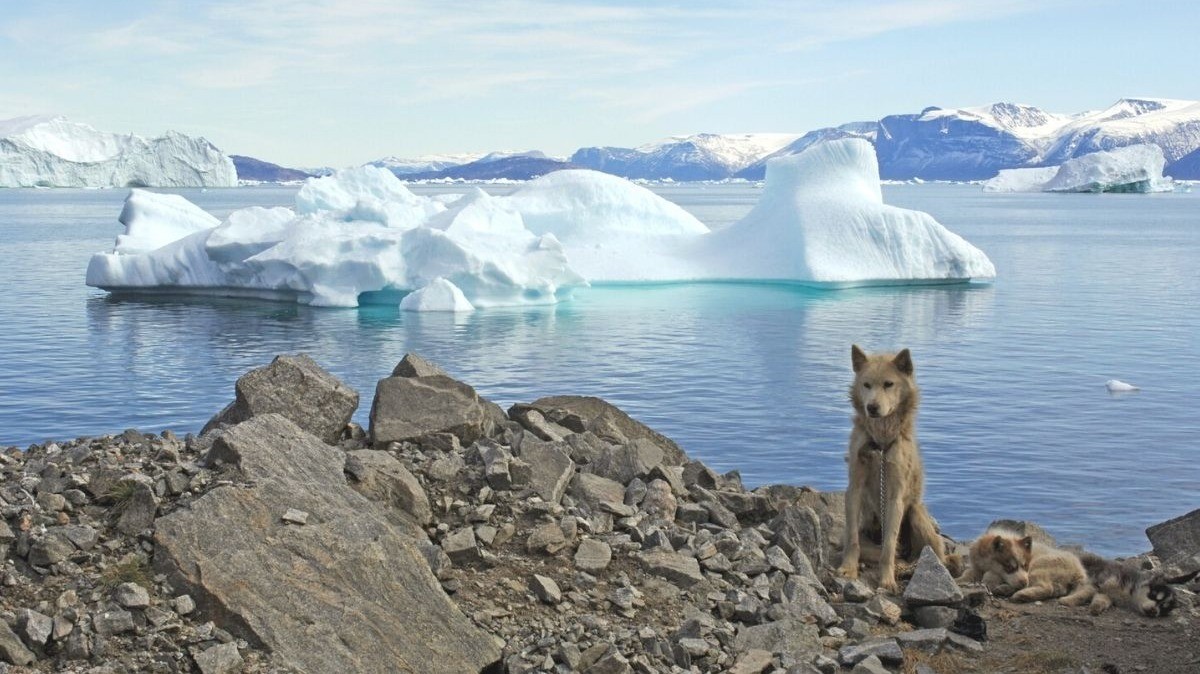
[863,383,872,390]
[883,381,894,389]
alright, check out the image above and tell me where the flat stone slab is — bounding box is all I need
[640,551,704,588]
[839,638,903,666]
[575,539,613,572]
[733,618,820,660]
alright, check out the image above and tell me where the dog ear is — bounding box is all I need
[851,344,867,372]
[892,348,913,375]
[1019,536,1033,553]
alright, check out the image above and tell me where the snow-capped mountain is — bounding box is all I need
[571,133,801,181]
[230,155,313,182]
[401,153,575,181]
[0,115,237,188]
[735,124,876,180]
[1042,98,1200,165]
[370,152,484,176]
[875,98,1200,180]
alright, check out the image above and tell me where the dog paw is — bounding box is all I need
[878,576,899,594]
[838,563,860,580]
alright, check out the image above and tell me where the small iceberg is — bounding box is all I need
[1105,379,1140,393]
[86,140,995,310]
[984,144,1174,193]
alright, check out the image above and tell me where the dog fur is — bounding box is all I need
[1077,552,1179,617]
[838,345,948,592]
[960,522,1092,605]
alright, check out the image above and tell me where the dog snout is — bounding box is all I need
[866,403,881,417]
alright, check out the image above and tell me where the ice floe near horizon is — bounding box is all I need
[86,139,995,310]
[983,144,1175,193]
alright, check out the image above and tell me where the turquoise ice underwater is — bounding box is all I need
[1,182,1198,555]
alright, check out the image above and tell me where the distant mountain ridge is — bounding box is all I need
[231,155,313,182]
[364,98,1200,182]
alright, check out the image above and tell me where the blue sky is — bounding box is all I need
[2,0,1196,167]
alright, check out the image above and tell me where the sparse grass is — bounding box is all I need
[902,650,974,674]
[100,555,152,590]
[105,479,139,510]
[1006,651,1080,673]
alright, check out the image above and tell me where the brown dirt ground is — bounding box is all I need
[904,595,1200,674]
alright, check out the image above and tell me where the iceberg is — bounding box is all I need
[87,140,995,310]
[0,115,237,188]
[983,144,1174,193]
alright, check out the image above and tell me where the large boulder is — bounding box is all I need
[1146,508,1200,580]
[519,396,688,466]
[154,414,502,673]
[370,373,506,447]
[201,354,358,445]
[515,437,576,505]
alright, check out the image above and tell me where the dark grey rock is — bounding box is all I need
[345,449,432,525]
[507,404,570,441]
[194,642,244,674]
[838,638,903,666]
[681,461,718,490]
[582,438,663,485]
[641,551,705,588]
[441,527,481,564]
[728,648,774,674]
[61,524,98,551]
[780,578,838,626]
[154,414,502,673]
[902,546,964,607]
[945,632,984,653]
[202,354,358,444]
[733,618,820,660]
[527,522,569,555]
[16,608,52,647]
[0,621,35,666]
[570,472,627,515]
[28,530,75,566]
[768,505,825,568]
[370,374,504,447]
[910,605,958,629]
[584,650,632,674]
[1146,508,1200,580]
[843,579,874,602]
[895,627,949,653]
[530,574,562,604]
[575,538,612,572]
[92,607,135,636]
[865,595,902,625]
[390,353,449,378]
[112,582,151,608]
[521,395,688,465]
[850,655,891,674]
[517,437,575,505]
[115,482,159,536]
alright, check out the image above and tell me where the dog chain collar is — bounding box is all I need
[864,437,894,508]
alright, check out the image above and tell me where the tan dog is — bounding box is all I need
[959,523,1093,605]
[839,345,947,592]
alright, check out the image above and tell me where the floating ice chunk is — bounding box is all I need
[1105,379,1140,392]
[981,166,1059,193]
[86,140,994,310]
[696,139,996,284]
[400,278,475,312]
[984,144,1174,193]
[114,189,220,254]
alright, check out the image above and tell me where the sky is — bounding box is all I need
[2,0,1198,168]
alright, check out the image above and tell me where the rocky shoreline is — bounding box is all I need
[1,354,1196,673]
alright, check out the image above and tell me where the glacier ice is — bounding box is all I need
[983,143,1175,193]
[87,138,995,310]
[0,115,237,188]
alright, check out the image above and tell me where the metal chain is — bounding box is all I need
[878,455,886,510]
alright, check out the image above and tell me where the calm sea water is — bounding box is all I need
[1,183,1197,555]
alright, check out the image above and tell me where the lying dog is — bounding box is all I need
[838,345,949,592]
[960,522,1092,605]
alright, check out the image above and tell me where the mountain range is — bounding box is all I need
[4,98,1199,187]
[364,98,1200,182]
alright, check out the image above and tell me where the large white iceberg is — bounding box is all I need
[0,115,237,188]
[87,140,994,310]
[983,143,1175,193]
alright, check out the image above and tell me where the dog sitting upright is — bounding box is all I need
[839,345,949,592]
